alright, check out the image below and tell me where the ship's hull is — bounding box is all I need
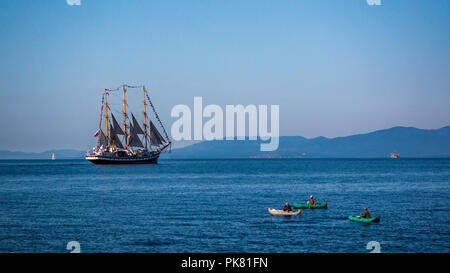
[86,154,159,164]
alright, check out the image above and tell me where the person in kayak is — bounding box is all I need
[283,202,292,212]
[307,195,317,205]
[359,208,371,219]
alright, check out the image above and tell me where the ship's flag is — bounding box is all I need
[93,130,100,137]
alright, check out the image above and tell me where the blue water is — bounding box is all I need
[0,159,449,253]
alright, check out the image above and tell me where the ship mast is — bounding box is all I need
[122,85,128,150]
[143,86,149,150]
[104,88,109,146]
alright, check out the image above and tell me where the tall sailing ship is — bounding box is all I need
[86,84,170,164]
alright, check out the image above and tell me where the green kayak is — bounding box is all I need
[348,215,380,223]
[293,201,327,209]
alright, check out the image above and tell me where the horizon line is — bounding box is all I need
[1,124,449,154]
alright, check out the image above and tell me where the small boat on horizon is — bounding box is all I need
[390,150,400,159]
[51,153,55,160]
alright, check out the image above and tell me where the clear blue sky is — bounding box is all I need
[0,0,449,152]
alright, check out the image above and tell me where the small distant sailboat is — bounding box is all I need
[390,150,400,159]
[51,153,55,160]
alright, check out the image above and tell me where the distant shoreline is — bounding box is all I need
[1,125,449,159]
[1,157,449,161]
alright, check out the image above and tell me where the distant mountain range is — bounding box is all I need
[1,126,449,159]
[163,126,450,159]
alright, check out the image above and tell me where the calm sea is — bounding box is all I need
[0,158,448,253]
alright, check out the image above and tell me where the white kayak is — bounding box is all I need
[268,208,302,216]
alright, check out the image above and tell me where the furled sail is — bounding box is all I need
[111,113,125,135]
[149,120,165,146]
[109,124,124,149]
[131,113,145,135]
[99,130,108,146]
[128,124,144,148]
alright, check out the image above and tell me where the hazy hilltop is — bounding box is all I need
[163,126,450,159]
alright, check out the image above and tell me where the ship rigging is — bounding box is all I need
[86,84,170,164]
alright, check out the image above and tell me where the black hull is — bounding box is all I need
[86,144,169,165]
[87,156,159,165]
